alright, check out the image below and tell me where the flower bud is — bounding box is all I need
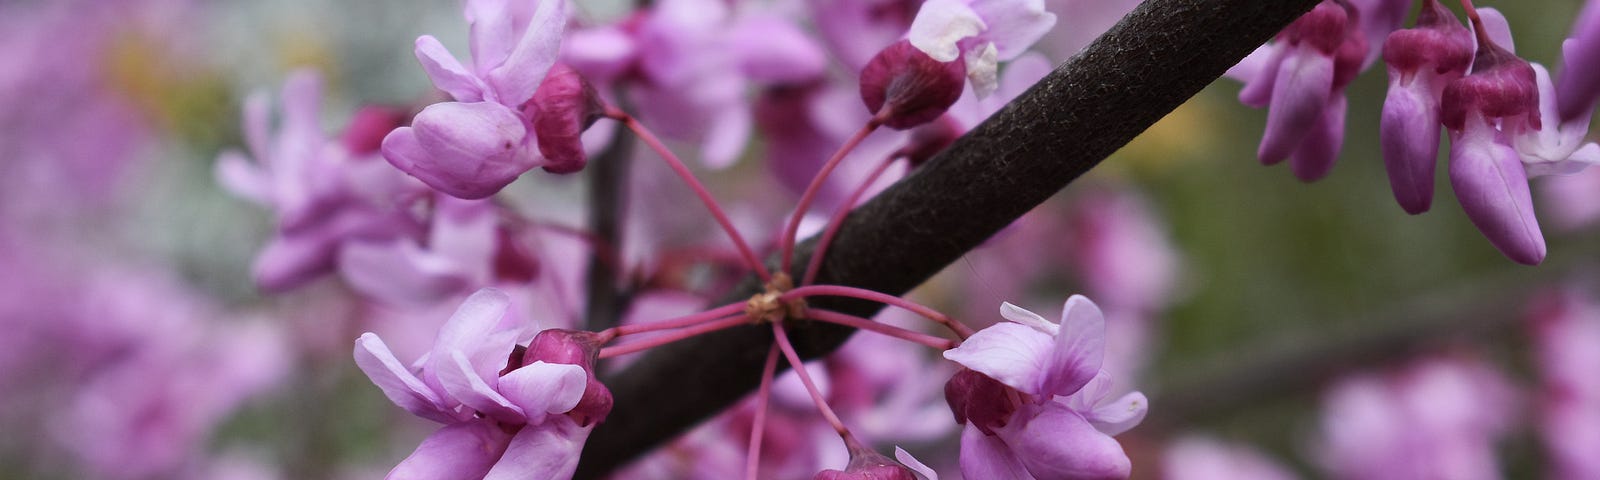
[1449,126,1545,265]
[1284,1,1349,54]
[860,40,966,130]
[1382,0,1473,82]
[815,445,921,480]
[1441,33,1540,132]
[381,101,538,199]
[530,63,606,174]
[492,226,540,283]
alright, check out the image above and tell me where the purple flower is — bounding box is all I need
[1378,0,1473,214]
[383,0,570,198]
[216,70,425,292]
[942,296,1147,480]
[906,0,1056,96]
[1161,435,1298,480]
[1439,9,1548,265]
[354,288,609,480]
[1557,0,1600,122]
[1228,0,1381,181]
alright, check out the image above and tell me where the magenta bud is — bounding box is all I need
[530,63,606,174]
[1450,128,1546,265]
[381,101,536,199]
[1380,80,1442,214]
[944,368,1015,436]
[1284,1,1349,54]
[342,106,409,156]
[859,40,966,130]
[522,329,614,425]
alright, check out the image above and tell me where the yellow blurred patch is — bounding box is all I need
[1093,94,1225,179]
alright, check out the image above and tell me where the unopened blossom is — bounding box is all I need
[216,71,425,292]
[1378,0,1474,214]
[906,0,1055,96]
[942,296,1147,479]
[354,289,609,479]
[1557,0,1600,122]
[1316,356,1515,480]
[814,443,923,480]
[1230,0,1408,181]
[1527,288,1600,480]
[382,0,571,199]
[1439,9,1548,265]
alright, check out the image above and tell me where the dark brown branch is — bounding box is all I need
[576,0,1320,476]
[583,123,634,331]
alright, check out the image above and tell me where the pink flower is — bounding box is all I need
[942,296,1147,480]
[1161,435,1298,480]
[1527,288,1600,480]
[382,0,571,198]
[1378,0,1474,214]
[354,289,609,480]
[216,70,426,292]
[906,0,1056,96]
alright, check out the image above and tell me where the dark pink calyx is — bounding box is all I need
[859,40,966,130]
[342,105,410,156]
[530,63,606,174]
[944,367,1017,436]
[522,329,613,426]
[1284,1,1349,54]
[1384,0,1473,77]
[1441,60,1539,131]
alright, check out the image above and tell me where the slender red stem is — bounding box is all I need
[780,121,881,273]
[782,285,976,338]
[598,315,749,358]
[770,322,851,436]
[745,345,780,480]
[611,109,772,281]
[803,154,901,286]
[595,301,748,343]
[807,309,956,350]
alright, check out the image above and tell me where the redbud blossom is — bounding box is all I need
[906,0,1055,97]
[860,40,967,129]
[1379,0,1473,214]
[530,63,605,174]
[1557,0,1600,122]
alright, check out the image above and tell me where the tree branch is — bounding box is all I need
[576,0,1320,476]
[583,124,634,331]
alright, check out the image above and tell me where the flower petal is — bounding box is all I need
[405,101,538,200]
[959,424,1035,480]
[1259,48,1334,165]
[499,361,588,418]
[908,0,986,63]
[438,349,526,423]
[1289,93,1346,182]
[1380,77,1441,214]
[967,0,1055,61]
[966,42,1000,99]
[388,419,512,480]
[943,322,1052,395]
[415,35,486,102]
[1000,302,1057,335]
[215,150,272,206]
[1450,118,1546,265]
[1003,402,1131,480]
[1084,391,1147,436]
[338,239,472,306]
[1039,295,1106,398]
[487,0,567,106]
[354,333,457,424]
[483,415,593,480]
[896,446,940,480]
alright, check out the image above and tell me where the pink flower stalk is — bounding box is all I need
[1557,0,1600,122]
[1316,355,1515,480]
[1379,0,1474,214]
[1161,435,1298,480]
[216,70,427,292]
[1228,0,1379,181]
[906,0,1056,96]
[382,0,572,199]
[942,297,1148,479]
[1527,288,1600,480]
[1440,8,1548,265]
[354,289,610,480]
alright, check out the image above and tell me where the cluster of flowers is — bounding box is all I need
[1231,0,1600,265]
